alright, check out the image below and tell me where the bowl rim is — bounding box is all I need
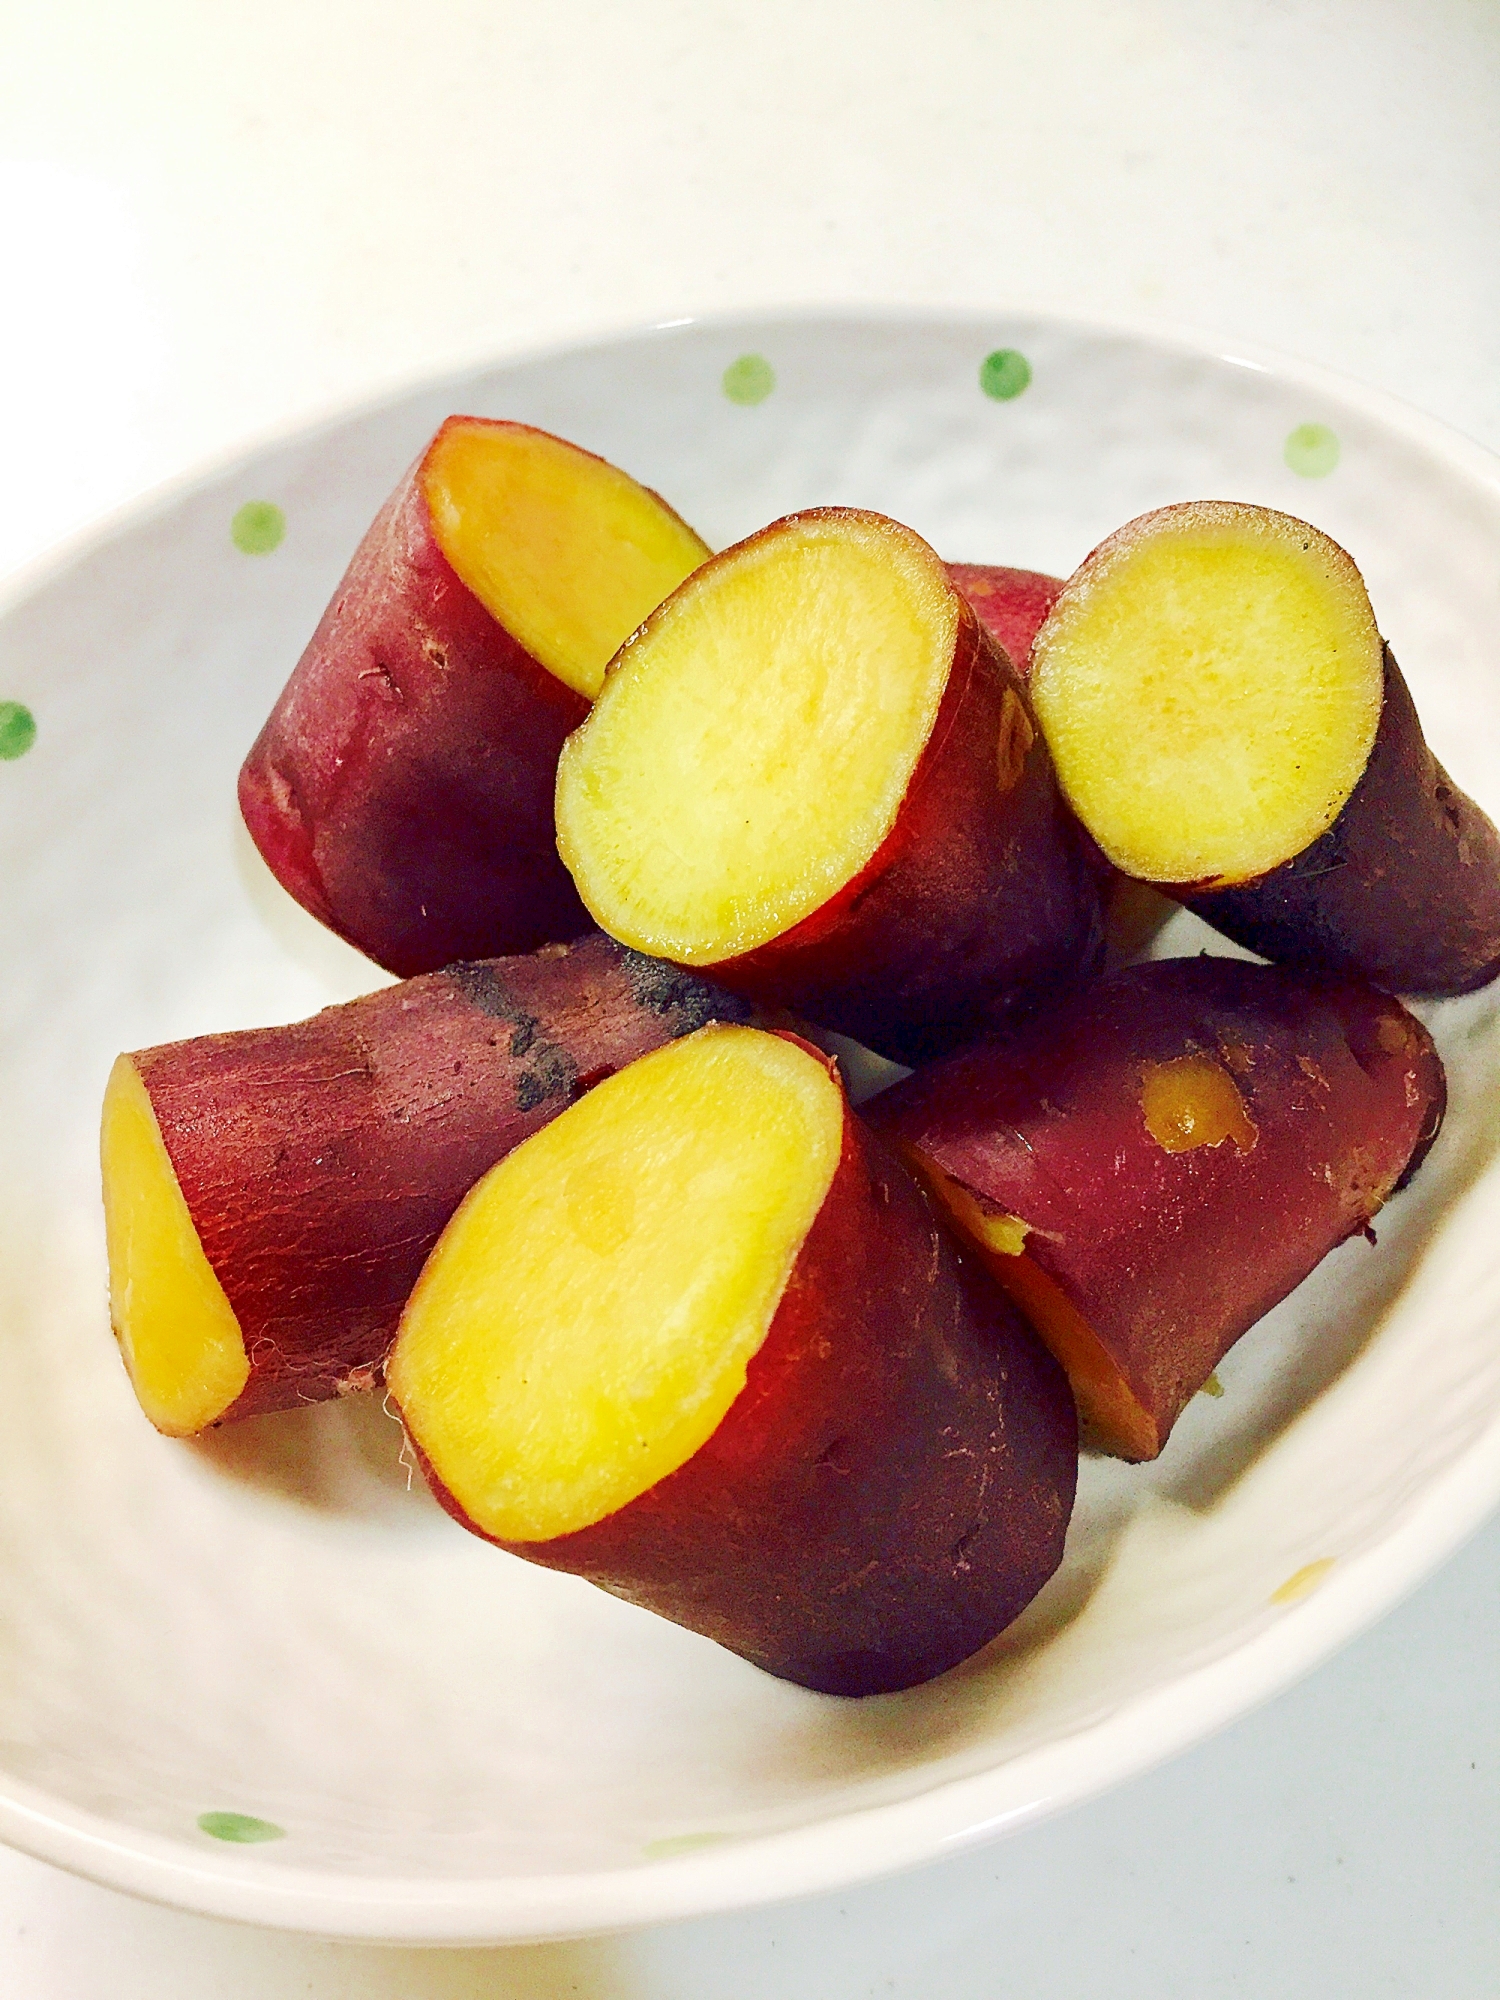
[4,303,1500,1943]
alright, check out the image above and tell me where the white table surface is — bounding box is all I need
[2,1,1497,1990]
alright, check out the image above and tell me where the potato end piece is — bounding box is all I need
[1031,502,1384,886]
[555,509,959,965]
[423,420,709,701]
[905,1154,1161,1460]
[1188,646,1500,996]
[100,1055,249,1436]
[388,1025,843,1541]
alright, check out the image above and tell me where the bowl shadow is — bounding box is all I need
[184,1390,445,1524]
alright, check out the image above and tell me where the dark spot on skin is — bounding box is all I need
[357,656,402,700]
[445,961,578,1106]
[815,1436,852,1474]
[618,947,752,1030]
[445,960,525,1020]
[951,1525,980,1571]
[423,639,450,671]
[515,1042,577,1111]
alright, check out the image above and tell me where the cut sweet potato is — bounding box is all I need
[1188,646,1500,993]
[556,509,1105,1064]
[1030,501,1500,993]
[239,418,709,976]
[869,957,1445,1460]
[101,936,746,1434]
[388,1025,1078,1695]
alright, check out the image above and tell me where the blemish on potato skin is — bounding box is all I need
[357,656,404,702]
[515,1045,576,1110]
[441,961,579,1108]
[995,686,1035,796]
[1328,1142,1391,1222]
[1218,1035,1255,1075]
[1140,1055,1257,1154]
[815,1435,852,1475]
[1376,1012,1412,1054]
[619,948,752,1030]
[951,1523,980,1571]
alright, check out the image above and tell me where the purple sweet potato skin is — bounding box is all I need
[1189,648,1500,995]
[239,421,592,976]
[133,936,748,1424]
[869,957,1446,1457]
[407,1097,1078,1697]
[710,599,1107,1065]
[945,563,1064,681]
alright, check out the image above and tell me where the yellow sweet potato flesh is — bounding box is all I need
[1031,503,1383,886]
[100,1056,249,1436]
[387,1026,842,1542]
[423,420,709,701]
[554,512,958,964]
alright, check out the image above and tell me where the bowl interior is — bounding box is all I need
[2,313,1499,1931]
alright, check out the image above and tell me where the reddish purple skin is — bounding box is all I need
[707,594,1106,1065]
[133,936,749,1423]
[869,958,1446,1457]
[1189,647,1500,996]
[239,420,593,976]
[404,1093,1078,1697]
[946,563,1064,681]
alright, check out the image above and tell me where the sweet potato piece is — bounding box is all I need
[556,510,1105,1064]
[101,936,747,1435]
[387,1026,1078,1695]
[869,958,1445,1460]
[1030,501,1500,994]
[946,563,1063,679]
[1187,646,1500,992]
[239,418,709,975]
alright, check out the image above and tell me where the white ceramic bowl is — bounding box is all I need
[2,311,1499,1943]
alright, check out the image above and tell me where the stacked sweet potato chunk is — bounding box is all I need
[101,421,1492,1696]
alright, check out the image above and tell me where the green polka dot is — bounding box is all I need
[979,349,1032,401]
[0,702,37,761]
[231,501,286,554]
[643,1831,731,1860]
[722,354,775,406]
[197,1810,285,1844]
[1284,423,1340,478]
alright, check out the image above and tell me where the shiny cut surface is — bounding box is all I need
[555,509,959,963]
